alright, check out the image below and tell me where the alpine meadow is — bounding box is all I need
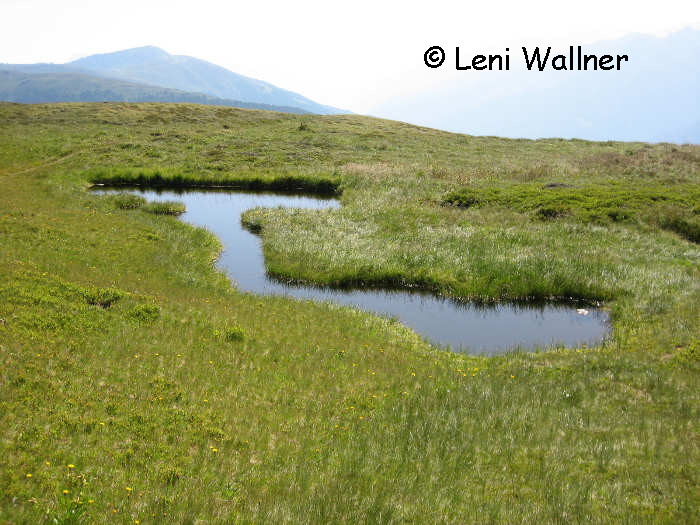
[0,102,698,524]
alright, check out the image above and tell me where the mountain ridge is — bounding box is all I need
[67,46,346,114]
[0,46,347,115]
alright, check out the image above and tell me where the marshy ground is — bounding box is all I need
[0,102,698,523]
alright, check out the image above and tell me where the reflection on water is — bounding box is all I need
[93,187,610,354]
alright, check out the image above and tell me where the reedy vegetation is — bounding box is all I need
[0,102,698,524]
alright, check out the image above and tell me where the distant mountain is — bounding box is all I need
[0,69,310,113]
[0,46,347,115]
[66,46,346,115]
[372,28,700,144]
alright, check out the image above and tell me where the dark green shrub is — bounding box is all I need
[606,208,634,222]
[535,205,568,220]
[127,303,161,322]
[445,191,479,208]
[658,213,700,243]
[83,286,124,308]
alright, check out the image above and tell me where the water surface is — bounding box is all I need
[95,188,609,354]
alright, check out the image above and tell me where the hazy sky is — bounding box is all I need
[2,0,699,113]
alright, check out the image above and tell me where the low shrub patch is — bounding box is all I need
[82,286,124,308]
[127,303,161,322]
[444,181,700,228]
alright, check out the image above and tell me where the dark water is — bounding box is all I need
[94,188,610,354]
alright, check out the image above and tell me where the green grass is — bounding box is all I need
[0,102,698,523]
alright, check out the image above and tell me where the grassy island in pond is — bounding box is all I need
[0,102,698,523]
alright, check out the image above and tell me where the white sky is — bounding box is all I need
[1,0,699,113]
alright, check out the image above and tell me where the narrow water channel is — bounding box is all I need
[94,188,610,354]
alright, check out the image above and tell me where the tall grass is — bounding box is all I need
[89,167,341,195]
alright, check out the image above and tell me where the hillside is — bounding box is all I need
[67,46,346,114]
[0,70,310,113]
[0,102,698,523]
[1,46,346,115]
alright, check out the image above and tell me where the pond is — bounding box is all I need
[93,187,610,354]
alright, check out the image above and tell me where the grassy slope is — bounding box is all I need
[0,102,698,524]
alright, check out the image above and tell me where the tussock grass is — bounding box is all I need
[0,102,698,523]
[243,203,696,304]
[215,324,246,342]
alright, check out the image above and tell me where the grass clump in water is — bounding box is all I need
[142,200,186,215]
[109,192,146,210]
